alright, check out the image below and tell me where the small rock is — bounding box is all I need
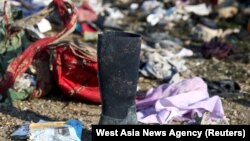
[233,110,238,116]
[231,120,237,124]
[218,6,238,19]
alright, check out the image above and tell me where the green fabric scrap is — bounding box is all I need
[6,86,35,102]
[0,19,33,102]
[0,30,31,73]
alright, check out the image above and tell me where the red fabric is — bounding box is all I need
[77,1,97,22]
[0,38,54,93]
[52,0,67,23]
[201,40,234,60]
[209,0,218,6]
[0,0,77,95]
[52,44,100,103]
[81,23,96,32]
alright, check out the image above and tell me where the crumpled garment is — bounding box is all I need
[149,32,184,45]
[13,73,36,92]
[146,6,190,26]
[77,1,97,22]
[12,0,51,17]
[0,19,35,101]
[191,24,239,42]
[0,6,53,100]
[184,3,212,16]
[0,28,31,74]
[140,41,192,82]
[201,39,235,60]
[136,77,224,124]
[0,0,77,101]
[191,24,223,42]
[141,0,164,12]
[7,73,36,101]
[140,50,185,82]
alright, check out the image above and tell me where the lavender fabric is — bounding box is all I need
[136,77,224,124]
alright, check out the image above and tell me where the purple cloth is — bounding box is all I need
[136,77,224,124]
[12,0,47,17]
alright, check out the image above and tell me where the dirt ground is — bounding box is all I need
[0,57,250,140]
[1,0,250,141]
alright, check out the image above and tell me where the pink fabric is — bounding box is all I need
[77,1,97,22]
[136,77,224,124]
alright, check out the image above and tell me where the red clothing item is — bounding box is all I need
[77,1,97,22]
[52,43,100,103]
[0,0,77,98]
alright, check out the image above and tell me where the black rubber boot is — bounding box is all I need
[97,31,141,125]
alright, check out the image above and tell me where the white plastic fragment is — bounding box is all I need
[36,18,52,33]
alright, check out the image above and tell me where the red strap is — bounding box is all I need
[53,0,68,23]
[0,0,77,94]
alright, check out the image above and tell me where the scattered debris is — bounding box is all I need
[11,119,83,141]
[1,0,250,139]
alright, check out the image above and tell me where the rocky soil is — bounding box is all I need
[1,0,250,141]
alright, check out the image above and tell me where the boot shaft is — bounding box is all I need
[97,31,141,124]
